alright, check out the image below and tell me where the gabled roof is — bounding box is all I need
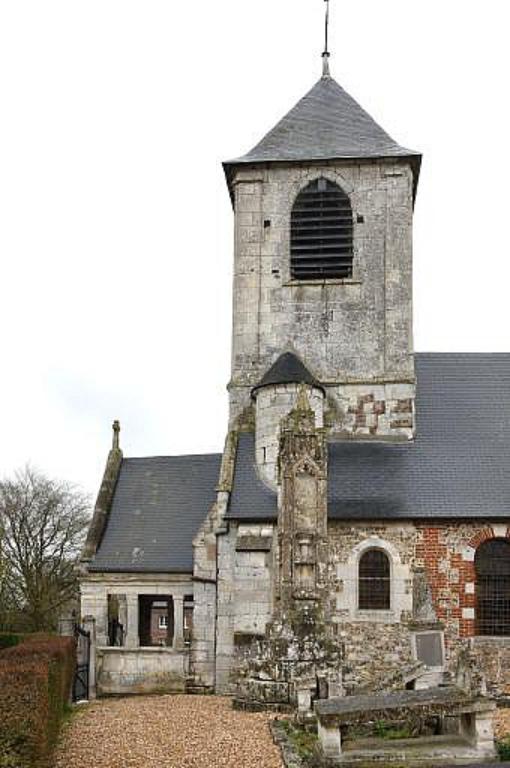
[88,353,510,574]
[227,353,510,521]
[252,352,324,397]
[88,453,222,573]
[224,74,421,200]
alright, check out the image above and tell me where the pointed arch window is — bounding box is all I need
[358,549,390,610]
[475,538,510,636]
[290,178,353,280]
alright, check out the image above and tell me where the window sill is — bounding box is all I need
[98,646,187,653]
[354,609,397,623]
[472,635,510,643]
[283,279,362,287]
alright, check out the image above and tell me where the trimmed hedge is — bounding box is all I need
[0,635,76,768]
[0,633,25,651]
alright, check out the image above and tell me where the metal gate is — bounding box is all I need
[72,624,90,702]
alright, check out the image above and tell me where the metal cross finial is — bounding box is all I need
[322,0,331,77]
[323,0,330,56]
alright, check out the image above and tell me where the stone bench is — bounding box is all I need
[315,686,496,764]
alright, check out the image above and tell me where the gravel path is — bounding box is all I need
[54,695,283,768]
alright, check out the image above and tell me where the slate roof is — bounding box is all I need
[89,353,510,573]
[252,352,325,397]
[89,453,222,573]
[228,433,277,520]
[224,75,421,199]
[226,353,510,521]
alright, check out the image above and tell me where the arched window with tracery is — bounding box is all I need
[290,178,353,280]
[475,538,510,636]
[358,549,391,610]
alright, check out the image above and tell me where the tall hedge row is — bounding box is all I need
[0,635,76,768]
[0,633,25,650]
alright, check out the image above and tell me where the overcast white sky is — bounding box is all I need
[0,1,509,498]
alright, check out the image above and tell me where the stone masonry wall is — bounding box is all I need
[231,161,414,386]
[191,434,238,691]
[327,382,415,439]
[328,521,417,693]
[215,522,274,694]
[255,384,324,487]
[415,522,510,697]
[215,517,510,698]
[229,160,415,437]
[326,520,510,696]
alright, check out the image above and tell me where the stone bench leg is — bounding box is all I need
[460,711,496,757]
[473,712,496,755]
[318,720,342,760]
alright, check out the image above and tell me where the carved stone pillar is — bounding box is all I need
[277,385,328,610]
[118,595,128,645]
[173,596,184,651]
[94,596,109,647]
[125,594,139,649]
[82,615,97,700]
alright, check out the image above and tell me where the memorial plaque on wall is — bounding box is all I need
[415,631,444,668]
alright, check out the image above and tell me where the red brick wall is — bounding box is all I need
[150,609,170,645]
[416,523,510,642]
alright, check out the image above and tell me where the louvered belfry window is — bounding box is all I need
[358,550,391,610]
[475,539,510,636]
[290,178,353,280]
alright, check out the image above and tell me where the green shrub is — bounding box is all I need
[0,633,24,651]
[374,720,413,740]
[0,635,76,768]
[497,737,510,761]
[279,720,318,762]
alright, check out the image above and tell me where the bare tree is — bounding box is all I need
[0,518,10,628]
[0,466,90,631]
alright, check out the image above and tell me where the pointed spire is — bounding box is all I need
[223,0,421,202]
[112,420,120,451]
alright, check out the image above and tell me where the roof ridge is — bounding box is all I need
[123,452,223,462]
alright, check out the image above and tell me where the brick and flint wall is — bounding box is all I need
[217,518,510,697]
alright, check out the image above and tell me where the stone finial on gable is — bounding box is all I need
[112,419,121,451]
[80,419,124,565]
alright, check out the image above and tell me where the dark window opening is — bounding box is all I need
[290,177,353,280]
[475,538,510,636]
[138,595,174,647]
[358,549,391,610]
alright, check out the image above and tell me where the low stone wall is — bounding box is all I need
[96,647,188,695]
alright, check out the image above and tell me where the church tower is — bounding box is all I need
[224,55,421,485]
